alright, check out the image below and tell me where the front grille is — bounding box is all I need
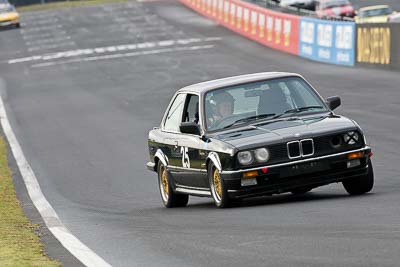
[287,141,301,158]
[287,139,314,159]
[241,131,364,168]
[301,139,314,156]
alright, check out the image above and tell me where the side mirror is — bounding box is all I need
[180,122,201,135]
[326,96,341,110]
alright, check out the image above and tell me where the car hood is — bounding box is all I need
[210,114,358,151]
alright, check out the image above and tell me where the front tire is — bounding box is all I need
[157,161,189,208]
[208,163,233,208]
[343,158,374,195]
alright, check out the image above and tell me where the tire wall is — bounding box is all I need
[179,0,300,55]
[180,0,400,69]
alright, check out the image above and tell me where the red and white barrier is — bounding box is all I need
[181,0,300,55]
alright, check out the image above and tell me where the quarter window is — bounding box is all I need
[164,93,186,132]
[183,94,200,124]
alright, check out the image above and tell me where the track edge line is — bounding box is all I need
[0,92,112,267]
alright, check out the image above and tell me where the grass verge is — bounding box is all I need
[17,0,130,12]
[0,136,59,267]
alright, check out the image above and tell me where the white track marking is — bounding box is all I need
[125,25,175,32]
[20,18,59,26]
[0,81,112,267]
[19,18,73,53]
[20,24,63,33]
[22,31,68,41]
[8,37,222,64]
[114,14,157,22]
[26,36,72,46]
[22,13,56,20]
[28,42,76,52]
[31,45,215,68]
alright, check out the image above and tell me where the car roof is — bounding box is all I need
[178,72,302,95]
[359,5,390,12]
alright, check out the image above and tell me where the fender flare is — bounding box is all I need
[155,149,169,169]
[207,152,222,172]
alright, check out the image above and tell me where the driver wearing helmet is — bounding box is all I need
[207,91,235,128]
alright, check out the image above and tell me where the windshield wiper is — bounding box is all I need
[222,113,276,129]
[272,106,325,120]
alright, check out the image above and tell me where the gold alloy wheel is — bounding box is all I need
[161,166,169,200]
[213,168,223,200]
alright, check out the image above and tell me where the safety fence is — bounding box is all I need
[180,0,400,69]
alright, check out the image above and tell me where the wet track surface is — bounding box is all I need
[1,0,400,266]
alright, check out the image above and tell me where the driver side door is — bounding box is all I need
[173,94,209,188]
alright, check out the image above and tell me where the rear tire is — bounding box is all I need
[157,161,189,208]
[343,159,374,195]
[208,163,233,208]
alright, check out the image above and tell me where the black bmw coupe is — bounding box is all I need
[147,72,373,208]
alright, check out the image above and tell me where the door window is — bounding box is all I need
[183,94,200,124]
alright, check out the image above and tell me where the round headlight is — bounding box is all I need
[237,151,253,165]
[254,148,270,162]
[344,131,359,145]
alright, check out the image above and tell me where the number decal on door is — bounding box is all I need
[181,146,190,168]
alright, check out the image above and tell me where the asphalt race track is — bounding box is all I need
[1,0,400,266]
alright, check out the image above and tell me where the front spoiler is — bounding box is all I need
[0,20,19,26]
[226,166,368,199]
[221,146,372,199]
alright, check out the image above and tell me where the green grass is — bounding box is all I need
[17,0,130,12]
[0,137,59,267]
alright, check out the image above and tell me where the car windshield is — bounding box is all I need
[360,7,392,18]
[204,77,328,131]
[321,0,350,9]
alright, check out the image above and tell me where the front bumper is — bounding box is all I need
[221,147,371,199]
[0,12,19,27]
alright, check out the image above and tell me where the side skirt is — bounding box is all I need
[175,184,211,197]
